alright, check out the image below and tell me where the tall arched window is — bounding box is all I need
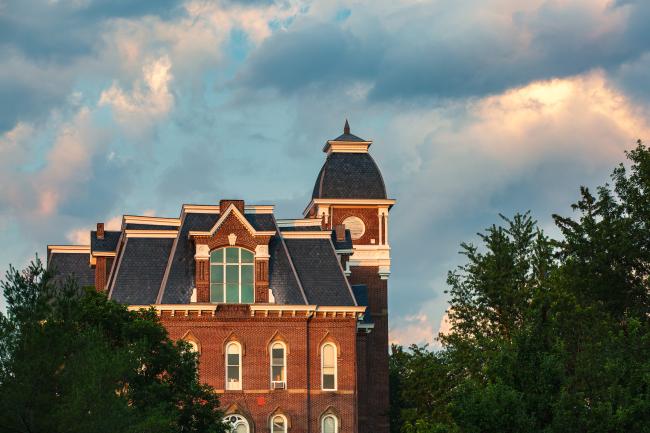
[321,414,338,433]
[270,342,286,388]
[210,247,254,304]
[271,414,287,433]
[321,343,337,391]
[225,342,242,390]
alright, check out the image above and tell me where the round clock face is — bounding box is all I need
[342,216,366,240]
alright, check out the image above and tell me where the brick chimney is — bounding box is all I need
[334,224,346,242]
[220,199,245,214]
[97,223,105,240]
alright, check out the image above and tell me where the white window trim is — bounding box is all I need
[321,414,339,433]
[270,341,287,388]
[225,341,242,391]
[209,247,255,304]
[321,343,337,391]
[271,414,288,433]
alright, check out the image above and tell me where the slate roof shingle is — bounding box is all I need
[312,152,387,199]
[91,230,121,252]
[110,237,174,305]
[268,235,307,305]
[283,238,355,306]
[48,252,95,288]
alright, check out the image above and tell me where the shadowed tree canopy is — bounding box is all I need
[0,259,228,433]
[390,141,650,433]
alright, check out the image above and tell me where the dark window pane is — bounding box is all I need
[210,248,223,263]
[226,284,239,303]
[210,283,224,303]
[227,353,239,365]
[227,366,239,381]
[323,374,335,390]
[241,265,254,283]
[211,265,223,283]
[226,247,239,263]
[241,284,254,303]
[226,265,239,284]
[272,365,284,381]
[241,249,254,263]
[272,348,284,364]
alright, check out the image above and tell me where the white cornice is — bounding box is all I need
[324,142,371,154]
[123,215,181,227]
[182,204,221,214]
[281,231,332,239]
[303,198,396,217]
[48,245,90,254]
[92,251,117,257]
[124,230,178,238]
[127,304,366,318]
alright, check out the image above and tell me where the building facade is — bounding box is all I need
[47,122,394,433]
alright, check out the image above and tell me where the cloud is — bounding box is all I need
[389,312,436,347]
[99,55,174,136]
[238,0,650,102]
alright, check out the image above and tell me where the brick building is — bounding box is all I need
[46,122,394,433]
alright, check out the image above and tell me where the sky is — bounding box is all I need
[1,0,649,347]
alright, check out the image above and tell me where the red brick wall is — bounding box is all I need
[330,207,379,245]
[95,256,107,291]
[349,266,389,433]
[161,308,358,433]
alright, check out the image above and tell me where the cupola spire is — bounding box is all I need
[344,119,350,135]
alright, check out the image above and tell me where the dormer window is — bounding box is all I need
[210,247,255,303]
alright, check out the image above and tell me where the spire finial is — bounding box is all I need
[344,119,350,135]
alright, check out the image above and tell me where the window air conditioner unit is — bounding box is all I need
[272,381,286,390]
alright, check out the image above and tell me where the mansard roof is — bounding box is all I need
[49,205,358,308]
[312,152,387,199]
[47,246,95,288]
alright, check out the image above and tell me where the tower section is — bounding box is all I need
[305,121,394,433]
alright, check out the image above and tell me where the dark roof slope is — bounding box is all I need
[48,253,95,288]
[110,237,173,305]
[279,226,323,232]
[91,230,121,252]
[330,132,367,142]
[244,214,276,231]
[160,213,219,304]
[312,152,387,199]
[284,238,355,306]
[268,235,306,305]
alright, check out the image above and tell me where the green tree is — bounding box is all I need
[0,259,227,433]
[390,141,650,433]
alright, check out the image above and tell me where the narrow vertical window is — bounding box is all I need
[270,342,286,388]
[271,414,287,433]
[321,414,338,433]
[321,343,337,391]
[210,247,255,304]
[225,342,242,390]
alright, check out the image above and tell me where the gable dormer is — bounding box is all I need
[189,200,275,304]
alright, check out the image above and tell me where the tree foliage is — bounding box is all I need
[0,259,227,433]
[391,141,650,433]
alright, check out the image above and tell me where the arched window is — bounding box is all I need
[223,414,249,433]
[321,414,338,433]
[225,342,242,390]
[210,247,254,304]
[270,342,286,388]
[321,343,337,391]
[271,414,287,433]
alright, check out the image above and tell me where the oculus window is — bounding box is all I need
[210,247,254,304]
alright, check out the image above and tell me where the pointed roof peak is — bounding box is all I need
[344,119,350,135]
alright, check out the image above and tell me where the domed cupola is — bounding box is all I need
[312,120,387,199]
